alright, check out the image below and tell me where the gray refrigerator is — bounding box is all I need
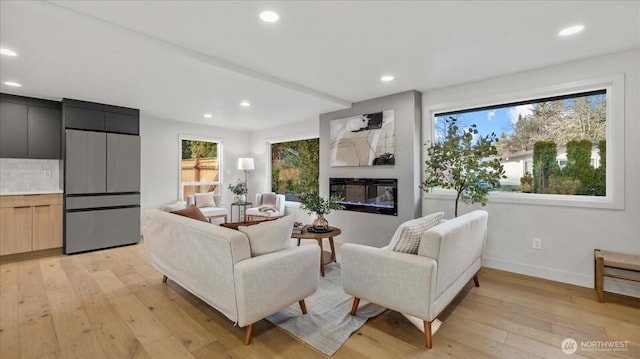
[64,129,140,254]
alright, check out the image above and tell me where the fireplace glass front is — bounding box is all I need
[329,178,397,216]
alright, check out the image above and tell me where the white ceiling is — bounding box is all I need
[1,1,638,131]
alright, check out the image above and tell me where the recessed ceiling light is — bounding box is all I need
[240,101,251,107]
[380,75,394,82]
[203,114,212,118]
[260,11,279,23]
[558,25,585,37]
[0,48,18,56]
[3,81,22,87]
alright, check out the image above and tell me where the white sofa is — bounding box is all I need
[341,210,488,348]
[143,209,320,344]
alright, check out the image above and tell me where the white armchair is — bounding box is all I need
[187,192,228,223]
[246,192,286,221]
[341,210,488,348]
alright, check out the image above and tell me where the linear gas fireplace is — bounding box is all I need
[330,178,397,216]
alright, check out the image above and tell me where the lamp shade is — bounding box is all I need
[238,158,255,171]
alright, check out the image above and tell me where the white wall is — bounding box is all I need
[421,50,640,297]
[140,114,249,225]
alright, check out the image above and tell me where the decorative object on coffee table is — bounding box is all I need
[299,192,344,230]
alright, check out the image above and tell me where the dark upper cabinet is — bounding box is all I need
[105,111,139,135]
[0,101,28,158]
[64,106,105,131]
[0,94,61,159]
[63,99,139,135]
[28,106,61,159]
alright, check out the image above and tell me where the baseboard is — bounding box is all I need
[482,256,640,298]
[0,247,63,264]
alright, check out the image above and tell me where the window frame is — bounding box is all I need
[266,132,318,205]
[178,134,224,203]
[422,74,624,210]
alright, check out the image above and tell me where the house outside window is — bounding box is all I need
[180,137,222,202]
[270,138,319,202]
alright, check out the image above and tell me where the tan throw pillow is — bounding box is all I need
[238,216,295,256]
[194,192,216,208]
[388,212,444,254]
[171,205,209,223]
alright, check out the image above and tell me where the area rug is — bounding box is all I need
[265,264,387,356]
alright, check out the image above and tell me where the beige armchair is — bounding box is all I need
[246,192,286,221]
[187,192,228,223]
[341,210,488,348]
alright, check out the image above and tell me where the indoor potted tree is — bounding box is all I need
[420,117,505,217]
[228,180,248,203]
[299,192,345,231]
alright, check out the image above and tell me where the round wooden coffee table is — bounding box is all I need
[291,227,341,277]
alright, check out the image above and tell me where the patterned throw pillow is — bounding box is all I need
[194,192,216,208]
[387,212,444,254]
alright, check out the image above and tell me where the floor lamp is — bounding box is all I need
[238,158,255,200]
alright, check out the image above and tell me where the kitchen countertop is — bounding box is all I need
[0,190,63,196]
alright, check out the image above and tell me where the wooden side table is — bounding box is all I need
[291,227,341,277]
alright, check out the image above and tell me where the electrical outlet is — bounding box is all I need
[532,237,542,250]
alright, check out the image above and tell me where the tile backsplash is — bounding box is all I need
[0,158,63,194]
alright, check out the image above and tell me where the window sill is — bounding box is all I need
[423,189,623,210]
[285,201,302,209]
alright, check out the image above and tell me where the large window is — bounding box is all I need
[270,138,319,201]
[179,137,222,202]
[435,90,606,196]
[424,75,624,209]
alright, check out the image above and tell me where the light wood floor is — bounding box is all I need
[1,242,638,359]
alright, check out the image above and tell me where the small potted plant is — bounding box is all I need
[299,192,345,230]
[228,180,248,203]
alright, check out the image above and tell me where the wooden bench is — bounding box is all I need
[594,249,640,302]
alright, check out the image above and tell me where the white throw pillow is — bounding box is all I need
[162,200,186,212]
[387,212,444,254]
[194,192,216,208]
[239,216,295,257]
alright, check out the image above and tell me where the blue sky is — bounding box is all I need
[433,93,605,142]
[434,104,533,141]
